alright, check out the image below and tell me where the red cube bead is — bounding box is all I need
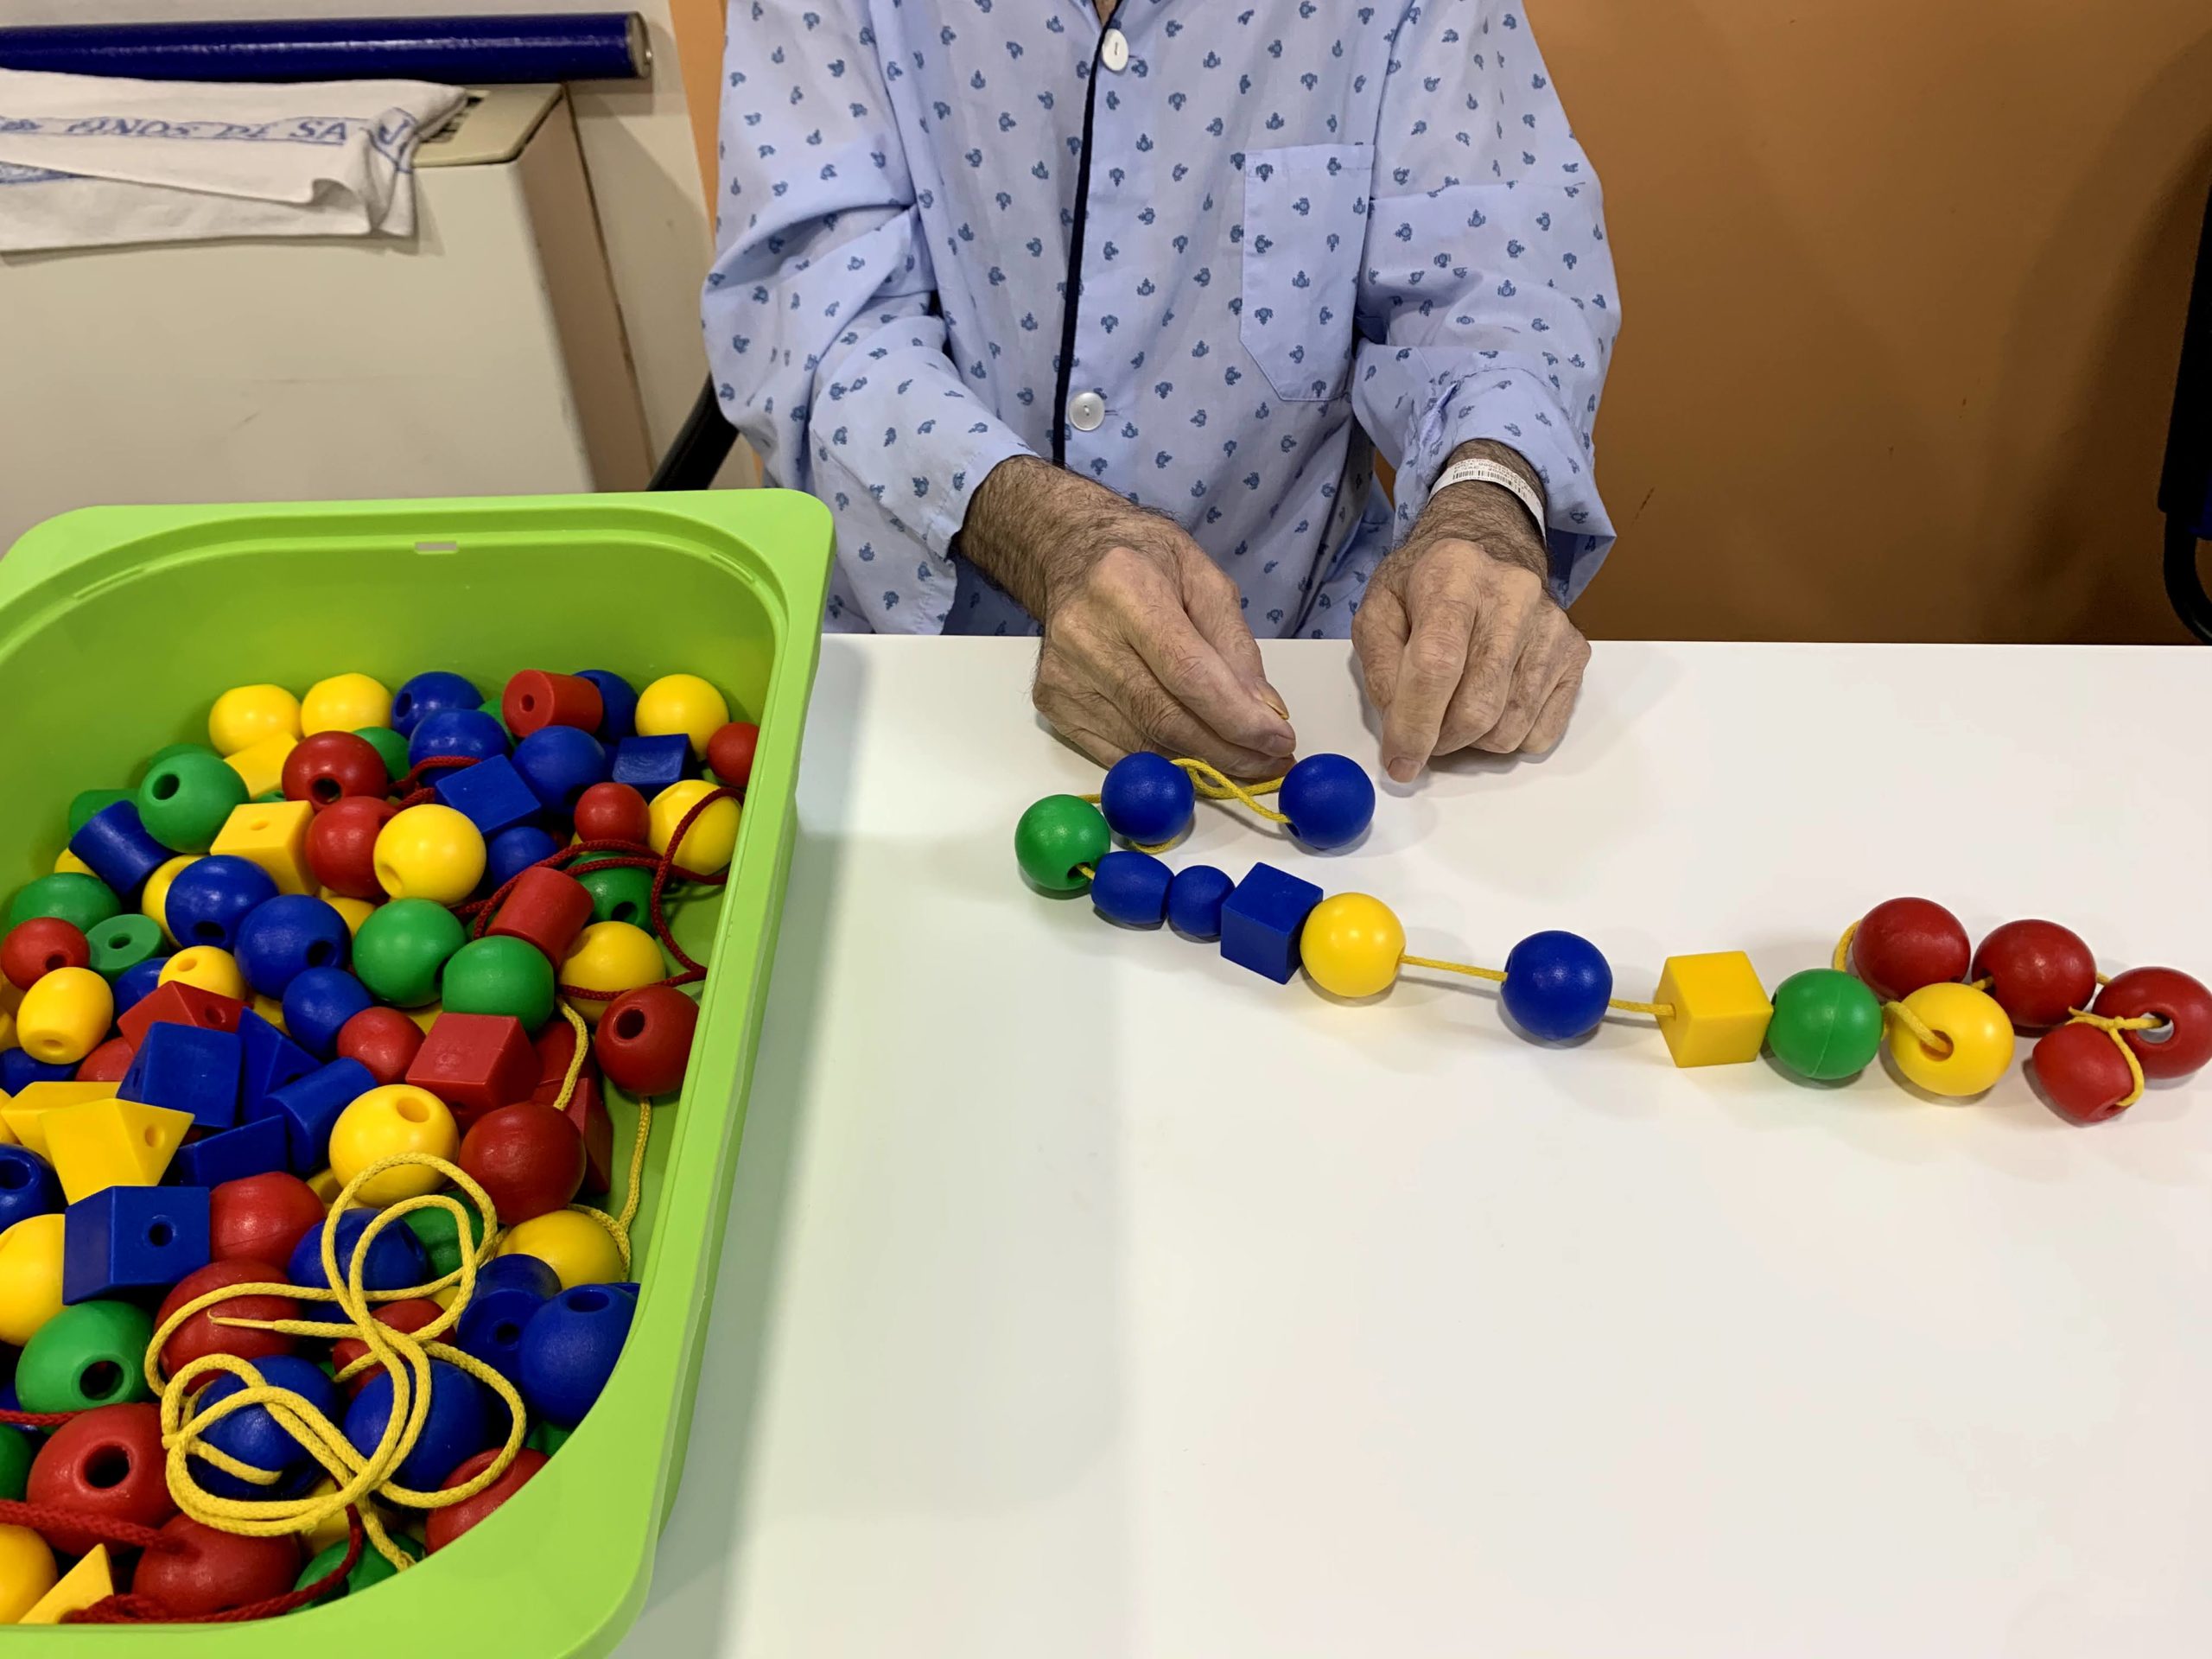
[3,916,91,990]
[134,1516,301,1616]
[335,1004,425,1086]
[1851,897,1970,1001]
[156,1257,299,1374]
[306,795,398,900]
[707,721,760,789]
[77,1035,136,1083]
[118,979,245,1049]
[572,781,651,845]
[594,984,699,1097]
[503,671,604,740]
[209,1172,327,1268]
[426,1447,548,1552]
[488,866,595,964]
[1971,919,2097,1030]
[407,1012,539,1122]
[282,731,391,810]
[26,1403,175,1554]
[460,1103,586,1224]
[2093,966,2212,1080]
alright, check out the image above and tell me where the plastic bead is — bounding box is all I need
[283,965,374,1058]
[209,1172,326,1267]
[281,730,390,810]
[70,787,134,836]
[336,1004,426,1085]
[298,1531,422,1601]
[611,733,690,796]
[2092,966,2212,1080]
[407,1013,539,1122]
[119,1021,243,1127]
[344,1359,495,1492]
[1851,897,1970,1001]
[1502,931,1613,1043]
[435,753,544,841]
[224,732,300,801]
[0,1213,66,1345]
[69,800,172,899]
[140,854,197,944]
[1100,753,1195,844]
[331,1298,448,1395]
[2031,1022,2139,1124]
[707,720,760,788]
[443,936,559,1033]
[487,823,562,890]
[574,781,652,844]
[504,670,605,738]
[133,1516,300,1617]
[87,912,163,978]
[238,1007,318,1110]
[156,1257,297,1375]
[305,795,397,901]
[164,854,278,951]
[0,1527,57,1624]
[454,1251,561,1376]
[16,966,112,1065]
[10,872,121,935]
[111,957,168,1021]
[513,723,610,815]
[1277,753,1376,850]
[636,672,730,756]
[186,1355,338,1499]
[486,866,595,969]
[1166,864,1235,940]
[500,1207,626,1289]
[207,684,302,757]
[1300,893,1406,999]
[1090,849,1174,926]
[1014,795,1112,892]
[1218,862,1325,983]
[160,944,249,1002]
[16,1299,156,1411]
[118,977,243,1051]
[353,725,410,781]
[575,668,639,741]
[3,1080,115,1158]
[391,671,481,739]
[559,922,666,1020]
[44,1098,192,1203]
[404,1199,489,1281]
[459,1104,588,1224]
[594,984,699,1096]
[408,707,509,769]
[577,862,655,928]
[374,803,487,904]
[1886,982,2016,1096]
[286,1205,432,1295]
[173,1116,292,1189]
[526,1421,572,1457]
[0,1424,25,1503]
[136,749,250,854]
[1970,919,2098,1030]
[0,1051,76,1096]
[260,1058,378,1173]
[17,1541,115,1624]
[328,1084,458,1206]
[650,779,741,874]
[519,1281,637,1427]
[63,1184,211,1300]
[1647,952,1775,1068]
[3,916,90,990]
[296,671,391,735]
[426,1447,548,1552]
[353,898,466,1007]
[233,894,351,1000]
[1764,968,1885,1080]
[212,801,318,906]
[27,1404,175,1554]
[0,1145,63,1235]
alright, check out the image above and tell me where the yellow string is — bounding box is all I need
[1171,757,1290,823]
[544,998,651,1274]
[1831,919,1858,975]
[1397,955,1675,1019]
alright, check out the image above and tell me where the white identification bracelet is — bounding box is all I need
[1429,455,1547,541]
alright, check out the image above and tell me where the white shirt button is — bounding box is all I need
[1068,391,1106,431]
[1100,29,1129,73]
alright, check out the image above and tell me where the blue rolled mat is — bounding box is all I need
[0,14,648,85]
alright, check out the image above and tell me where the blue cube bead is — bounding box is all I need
[69,802,171,900]
[1500,931,1613,1043]
[119,1022,242,1128]
[434,753,543,840]
[1166,865,1235,940]
[165,855,278,952]
[234,894,351,997]
[1218,862,1324,984]
[575,670,639,741]
[486,825,560,890]
[171,1115,292,1189]
[518,1282,638,1428]
[610,734,690,795]
[280,967,373,1059]
[1277,753,1375,851]
[408,709,508,769]
[238,1009,320,1112]
[391,672,481,739]
[62,1184,212,1302]
[1090,850,1174,926]
[257,1057,376,1173]
[0,1145,63,1234]
[1099,753,1195,844]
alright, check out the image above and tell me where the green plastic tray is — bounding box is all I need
[0,492,830,1653]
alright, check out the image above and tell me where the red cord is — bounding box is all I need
[0,1498,177,1553]
[64,1507,365,1624]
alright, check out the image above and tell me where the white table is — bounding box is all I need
[617,639,2212,1659]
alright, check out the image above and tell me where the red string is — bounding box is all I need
[65,1507,366,1625]
[0,1499,178,1553]
[0,1408,86,1429]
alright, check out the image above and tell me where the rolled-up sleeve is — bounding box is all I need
[1351,0,1621,603]
[703,0,1033,629]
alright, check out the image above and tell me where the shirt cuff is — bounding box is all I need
[813,376,1035,565]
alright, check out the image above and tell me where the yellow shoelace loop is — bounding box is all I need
[2061,1005,2164,1109]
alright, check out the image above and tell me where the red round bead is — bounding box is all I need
[503,671,604,740]
[24,1403,175,1555]
[706,721,760,789]
[2031,1022,2139,1124]
[594,985,699,1096]
[1971,919,2097,1030]
[133,1516,301,1616]
[336,1005,426,1086]
[459,1104,586,1225]
[283,730,391,810]
[426,1446,549,1552]
[332,1297,447,1395]
[2093,967,2212,1081]
[1850,897,1970,1001]
[157,1258,299,1376]
[77,1036,136,1083]
[3,916,92,991]
[573,782,651,846]
[209,1172,327,1268]
[306,794,399,899]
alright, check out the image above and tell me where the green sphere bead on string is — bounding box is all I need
[353,897,467,1007]
[88,912,166,978]
[16,1299,156,1412]
[355,727,411,780]
[137,747,251,853]
[443,935,557,1032]
[297,1531,423,1603]
[1766,968,1886,1081]
[404,1200,490,1280]
[0,1424,32,1503]
[9,872,122,934]
[1014,795,1111,892]
[68,789,132,836]
[576,863,655,929]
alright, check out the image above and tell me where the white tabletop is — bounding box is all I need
[618,639,2212,1659]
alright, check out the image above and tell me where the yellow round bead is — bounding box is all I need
[142,855,199,944]
[323,893,377,936]
[1886,982,2018,1097]
[16,967,114,1065]
[301,672,393,735]
[53,849,96,879]
[0,1007,14,1053]
[557,921,665,1023]
[208,683,302,757]
[160,945,248,1002]
[648,779,741,874]
[327,1084,458,1207]
[0,1523,57,1624]
[373,804,487,906]
[253,994,289,1033]
[1299,893,1407,1000]
[307,1167,344,1206]
[634,673,730,758]
[499,1210,626,1290]
[0,1213,67,1347]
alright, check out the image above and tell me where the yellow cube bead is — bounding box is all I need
[223,732,300,801]
[1653,951,1775,1068]
[302,672,393,735]
[142,855,200,944]
[1,1082,119,1158]
[160,945,248,1002]
[0,1523,57,1623]
[43,1098,193,1202]
[211,798,316,894]
[208,683,302,756]
[14,968,113,1066]
[18,1543,113,1624]
[0,1213,67,1346]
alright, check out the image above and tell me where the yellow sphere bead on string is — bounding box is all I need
[1885,982,2017,1096]
[160,945,248,1002]
[1300,893,1408,1000]
[649,779,740,874]
[635,673,730,758]
[207,683,302,757]
[328,1086,459,1206]
[500,1209,626,1289]
[374,804,487,906]
[301,672,392,735]
[559,921,665,1022]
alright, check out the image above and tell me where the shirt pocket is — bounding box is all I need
[1238,142,1372,404]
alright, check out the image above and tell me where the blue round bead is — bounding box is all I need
[281,966,374,1058]
[287,1207,432,1296]
[0,1051,77,1092]
[0,1144,63,1235]
[454,1254,561,1380]
[486,824,562,891]
[512,726,610,815]
[1500,930,1613,1043]
[391,672,482,739]
[234,894,351,997]
[407,709,509,769]
[574,670,639,742]
[343,1359,496,1491]
[1099,753,1195,844]
[1090,849,1174,926]
[188,1355,339,1500]
[518,1282,638,1428]
[1166,864,1235,939]
[164,855,278,952]
[112,956,168,1018]
[1277,753,1375,851]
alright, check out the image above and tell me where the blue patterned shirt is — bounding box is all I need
[705,0,1620,637]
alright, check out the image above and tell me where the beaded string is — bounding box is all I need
[1082,756,1289,853]
[1397,954,1677,1020]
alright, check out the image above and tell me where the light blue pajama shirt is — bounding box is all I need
[703,0,1621,637]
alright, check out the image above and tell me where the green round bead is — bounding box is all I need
[296,1531,422,1603]
[17,1300,156,1412]
[354,727,411,780]
[68,789,133,836]
[575,863,654,929]
[1014,795,1111,892]
[404,1200,490,1280]
[89,912,166,977]
[1766,968,1886,1082]
[144,741,219,771]
[10,872,122,934]
[353,898,467,1007]
[137,748,250,853]
[526,1420,573,1457]
[442,936,556,1032]
[0,1426,34,1502]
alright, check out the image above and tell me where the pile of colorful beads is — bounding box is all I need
[1017,753,2212,1122]
[0,667,758,1624]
